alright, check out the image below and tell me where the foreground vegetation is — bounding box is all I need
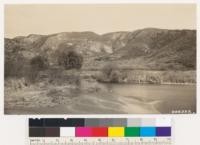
[96,64,196,84]
[4,68,196,114]
[4,47,196,114]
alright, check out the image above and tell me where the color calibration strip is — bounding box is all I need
[29,118,171,138]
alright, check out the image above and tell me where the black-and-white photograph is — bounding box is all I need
[4,4,196,114]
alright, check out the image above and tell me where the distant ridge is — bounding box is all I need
[5,28,196,70]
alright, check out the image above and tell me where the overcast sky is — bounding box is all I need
[5,4,196,38]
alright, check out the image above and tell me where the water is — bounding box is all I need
[5,82,196,114]
[106,84,196,114]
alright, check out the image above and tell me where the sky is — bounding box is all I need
[5,4,196,38]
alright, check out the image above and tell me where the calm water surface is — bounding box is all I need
[106,84,196,114]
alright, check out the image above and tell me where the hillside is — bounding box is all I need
[4,28,196,114]
[5,28,196,70]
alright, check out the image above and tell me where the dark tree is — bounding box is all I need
[57,51,83,70]
[5,54,25,78]
[30,55,48,71]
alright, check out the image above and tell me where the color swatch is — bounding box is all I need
[108,127,124,137]
[125,127,140,137]
[140,127,156,137]
[29,118,171,137]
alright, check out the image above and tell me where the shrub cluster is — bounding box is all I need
[57,50,83,70]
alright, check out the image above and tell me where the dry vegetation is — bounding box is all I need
[97,63,195,84]
[4,28,196,114]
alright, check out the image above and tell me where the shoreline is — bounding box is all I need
[98,81,196,86]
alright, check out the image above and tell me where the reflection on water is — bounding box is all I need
[105,84,196,113]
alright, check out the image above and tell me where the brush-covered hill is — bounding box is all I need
[5,28,196,71]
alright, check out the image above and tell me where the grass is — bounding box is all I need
[4,68,196,114]
[97,69,196,84]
